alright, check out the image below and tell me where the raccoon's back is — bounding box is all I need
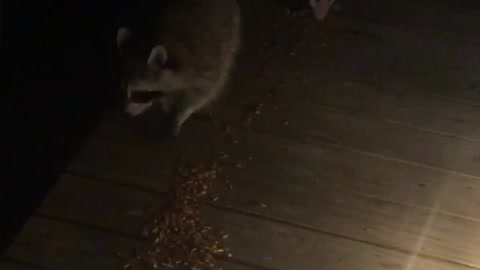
[156,0,241,79]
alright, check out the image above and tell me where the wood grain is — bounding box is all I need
[35,175,478,270]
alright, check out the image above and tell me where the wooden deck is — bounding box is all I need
[3,0,480,269]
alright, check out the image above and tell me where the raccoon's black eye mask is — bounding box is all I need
[129,91,164,103]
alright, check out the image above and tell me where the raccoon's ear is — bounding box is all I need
[147,45,168,69]
[116,27,131,49]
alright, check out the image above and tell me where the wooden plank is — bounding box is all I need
[242,77,480,140]
[5,216,251,270]
[36,175,476,270]
[249,105,480,176]
[37,175,164,237]
[337,0,480,38]
[0,260,44,270]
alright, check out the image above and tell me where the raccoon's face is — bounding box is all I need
[116,27,171,116]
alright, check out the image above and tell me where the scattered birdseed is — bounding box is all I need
[124,162,229,270]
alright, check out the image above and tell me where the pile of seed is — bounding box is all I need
[124,161,229,270]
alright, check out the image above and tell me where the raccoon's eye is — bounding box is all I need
[129,91,164,103]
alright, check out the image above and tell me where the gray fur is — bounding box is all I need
[116,0,241,135]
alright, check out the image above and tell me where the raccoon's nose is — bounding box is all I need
[125,102,153,116]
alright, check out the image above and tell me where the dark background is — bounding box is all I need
[1,0,124,253]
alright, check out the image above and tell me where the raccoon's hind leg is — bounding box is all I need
[170,90,215,136]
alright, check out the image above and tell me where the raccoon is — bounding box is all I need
[116,0,241,135]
